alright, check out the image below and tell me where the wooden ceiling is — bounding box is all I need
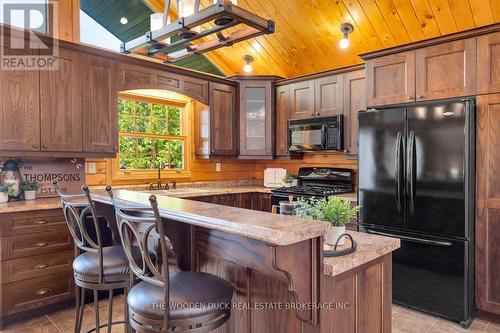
[145,0,500,78]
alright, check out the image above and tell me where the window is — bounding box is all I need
[116,95,191,179]
[79,10,122,52]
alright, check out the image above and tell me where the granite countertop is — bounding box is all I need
[323,230,400,276]
[91,189,330,246]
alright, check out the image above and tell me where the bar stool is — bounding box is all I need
[106,186,234,333]
[53,181,135,333]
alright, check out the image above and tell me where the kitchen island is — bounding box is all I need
[91,189,399,333]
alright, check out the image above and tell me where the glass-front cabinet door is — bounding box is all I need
[239,80,274,158]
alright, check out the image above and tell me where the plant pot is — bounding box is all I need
[0,192,8,204]
[325,225,346,246]
[24,190,36,200]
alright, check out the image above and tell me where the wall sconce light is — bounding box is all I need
[339,23,353,49]
[243,55,254,73]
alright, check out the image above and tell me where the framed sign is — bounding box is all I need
[19,159,86,198]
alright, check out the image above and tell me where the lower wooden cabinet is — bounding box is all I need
[0,209,74,327]
[476,94,500,317]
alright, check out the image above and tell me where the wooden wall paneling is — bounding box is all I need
[209,83,237,156]
[477,31,500,94]
[314,75,344,117]
[275,85,290,156]
[366,51,416,107]
[476,94,500,316]
[40,48,82,152]
[415,38,477,100]
[290,80,315,120]
[0,41,40,151]
[82,54,118,154]
[343,70,366,155]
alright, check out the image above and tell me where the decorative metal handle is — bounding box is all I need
[35,241,49,247]
[310,113,314,116]
[315,112,320,116]
[35,263,49,269]
[42,144,48,149]
[407,96,413,100]
[417,95,423,99]
[35,220,48,225]
[34,288,51,296]
[395,132,402,213]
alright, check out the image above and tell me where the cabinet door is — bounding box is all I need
[239,80,273,157]
[416,38,476,100]
[343,70,366,155]
[0,48,40,151]
[314,75,343,117]
[276,85,290,156]
[290,80,314,119]
[366,52,415,107]
[40,48,82,152]
[194,101,210,156]
[209,83,237,155]
[476,94,500,316]
[82,55,118,154]
[477,32,500,94]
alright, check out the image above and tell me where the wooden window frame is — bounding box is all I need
[111,93,193,182]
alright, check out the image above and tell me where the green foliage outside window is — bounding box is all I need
[118,98,184,170]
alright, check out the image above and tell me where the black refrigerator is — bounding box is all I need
[358,99,475,328]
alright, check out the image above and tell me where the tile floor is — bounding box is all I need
[1,297,499,333]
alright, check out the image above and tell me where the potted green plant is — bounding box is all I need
[21,180,40,200]
[282,172,298,187]
[295,196,360,245]
[0,182,14,203]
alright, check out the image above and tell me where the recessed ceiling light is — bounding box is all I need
[120,16,128,25]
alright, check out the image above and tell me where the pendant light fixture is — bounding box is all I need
[339,23,353,49]
[243,55,253,73]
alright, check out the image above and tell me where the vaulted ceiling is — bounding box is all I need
[145,0,500,78]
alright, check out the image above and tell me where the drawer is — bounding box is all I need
[0,209,67,236]
[0,251,74,284]
[1,272,74,315]
[0,230,73,260]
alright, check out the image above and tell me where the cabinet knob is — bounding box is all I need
[407,96,414,100]
[417,95,424,99]
[310,113,314,116]
[34,288,51,296]
[35,263,49,269]
[112,146,117,152]
[35,241,49,247]
[35,220,48,225]
[42,144,48,149]
[32,144,38,148]
[315,112,320,116]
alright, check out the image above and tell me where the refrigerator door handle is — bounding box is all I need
[395,132,402,212]
[366,230,453,247]
[408,130,416,214]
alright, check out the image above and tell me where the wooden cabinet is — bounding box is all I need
[40,48,82,152]
[0,209,74,326]
[314,75,344,117]
[290,80,314,119]
[343,70,366,155]
[194,101,210,156]
[366,52,415,107]
[275,85,290,156]
[0,46,40,151]
[239,79,274,158]
[82,54,118,154]
[208,83,237,156]
[476,94,500,317]
[477,31,500,94]
[415,38,476,101]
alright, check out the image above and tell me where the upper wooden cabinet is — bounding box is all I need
[415,38,476,101]
[290,80,315,119]
[40,48,82,152]
[82,54,118,154]
[314,75,344,117]
[477,31,500,94]
[366,52,415,107]
[208,83,237,156]
[238,79,274,158]
[343,70,366,155]
[275,85,290,157]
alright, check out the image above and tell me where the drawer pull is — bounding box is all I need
[35,220,48,225]
[34,288,51,296]
[35,241,49,247]
[35,263,50,269]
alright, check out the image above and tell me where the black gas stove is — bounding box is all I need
[271,167,355,205]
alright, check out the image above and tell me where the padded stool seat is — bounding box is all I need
[128,271,233,320]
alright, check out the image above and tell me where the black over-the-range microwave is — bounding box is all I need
[288,115,344,152]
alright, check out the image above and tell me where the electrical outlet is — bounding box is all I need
[215,162,221,172]
[87,162,97,174]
